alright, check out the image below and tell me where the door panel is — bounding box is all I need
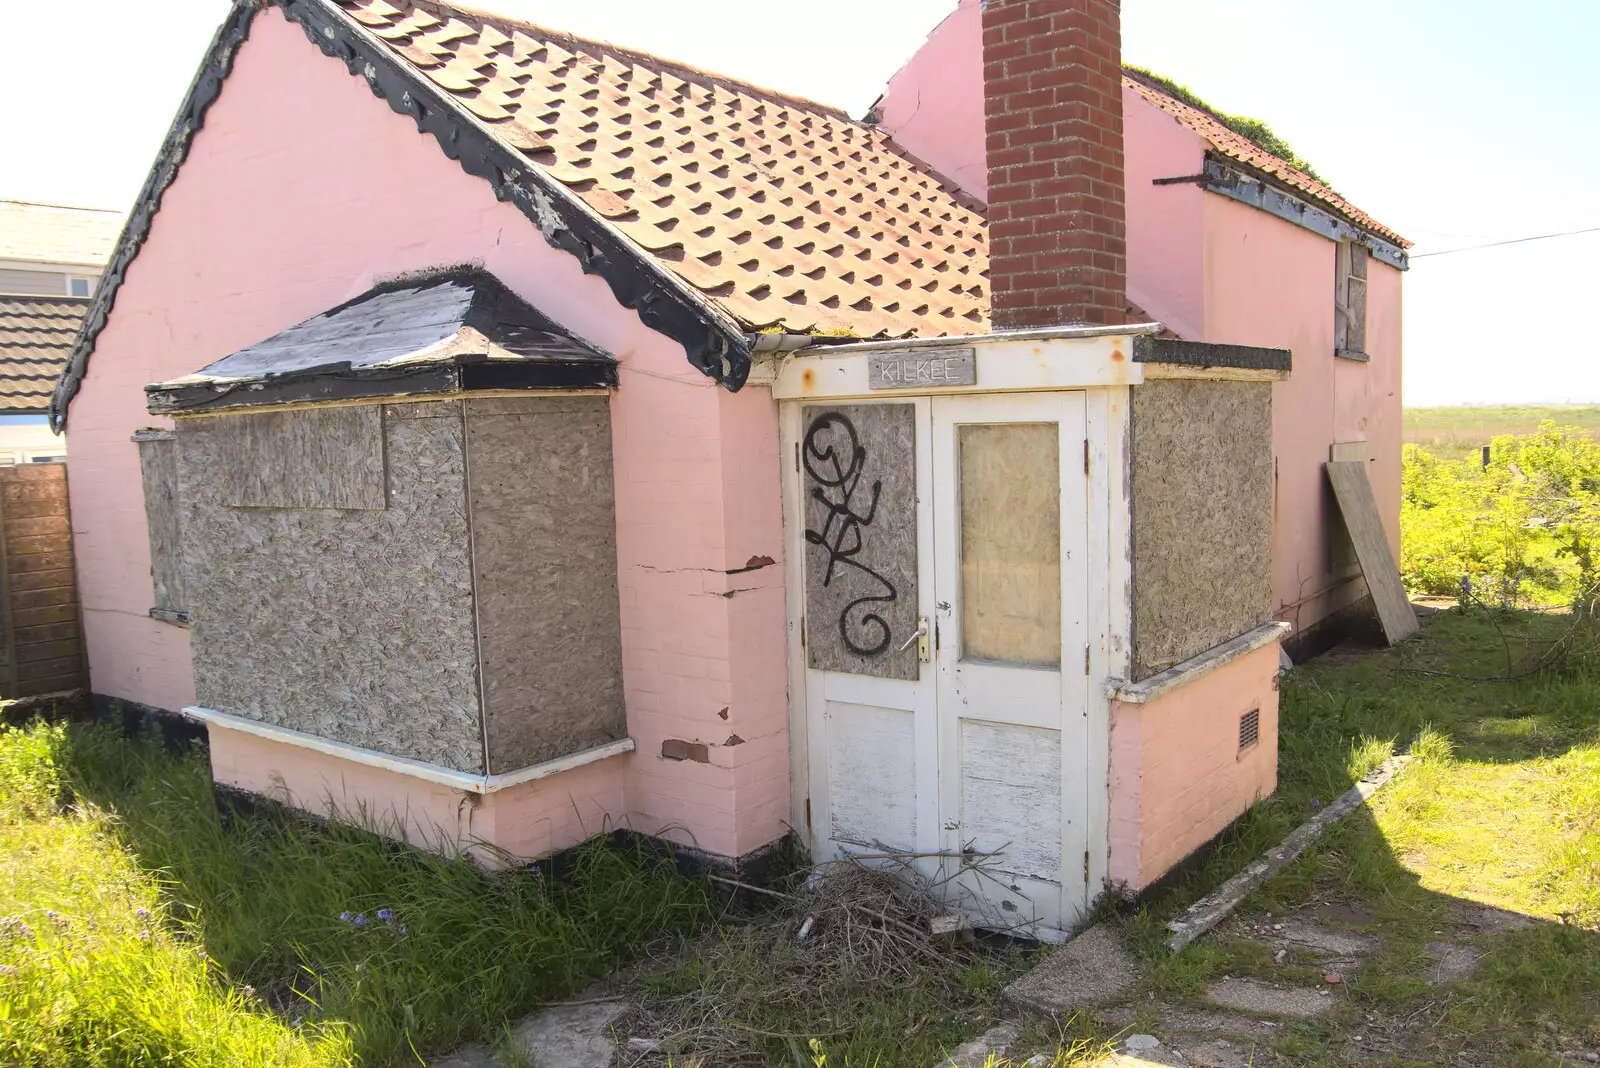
[800,399,939,864]
[933,392,1089,938]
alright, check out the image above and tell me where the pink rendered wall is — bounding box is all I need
[1202,195,1404,633]
[67,8,789,862]
[1122,89,1207,340]
[208,727,628,865]
[876,0,987,199]
[1106,642,1280,889]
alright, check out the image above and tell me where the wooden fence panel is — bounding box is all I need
[0,464,86,698]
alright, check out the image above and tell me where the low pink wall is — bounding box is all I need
[67,8,789,863]
[208,727,628,865]
[1107,642,1280,890]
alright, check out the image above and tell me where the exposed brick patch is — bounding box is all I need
[724,734,746,746]
[661,739,711,763]
[982,0,1126,328]
[717,707,730,720]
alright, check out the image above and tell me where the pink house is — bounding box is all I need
[53,0,1405,937]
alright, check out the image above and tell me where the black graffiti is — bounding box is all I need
[803,412,898,656]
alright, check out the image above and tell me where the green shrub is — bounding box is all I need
[1401,422,1600,606]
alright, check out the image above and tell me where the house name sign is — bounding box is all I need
[867,347,977,390]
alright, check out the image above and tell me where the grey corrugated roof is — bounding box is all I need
[0,295,90,411]
[0,201,124,268]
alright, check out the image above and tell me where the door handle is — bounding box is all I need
[899,617,931,662]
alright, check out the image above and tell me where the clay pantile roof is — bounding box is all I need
[0,201,124,268]
[0,296,89,410]
[1123,73,1408,248]
[335,0,990,337]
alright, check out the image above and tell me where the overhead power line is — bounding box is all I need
[1411,225,1600,258]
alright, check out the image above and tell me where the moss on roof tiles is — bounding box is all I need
[1125,66,1332,189]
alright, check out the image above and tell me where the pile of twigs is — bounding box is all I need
[616,849,999,1067]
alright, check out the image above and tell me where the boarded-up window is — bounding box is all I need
[134,429,186,620]
[960,422,1061,667]
[1334,239,1369,359]
[216,406,386,510]
[801,403,919,680]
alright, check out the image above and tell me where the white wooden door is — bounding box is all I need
[789,392,1089,938]
[931,393,1089,938]
[795,399,941,868]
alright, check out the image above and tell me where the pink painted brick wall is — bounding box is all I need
[67,7,789,864]
[1107,642,1281,890]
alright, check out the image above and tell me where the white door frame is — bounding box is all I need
[778,346,1131,926]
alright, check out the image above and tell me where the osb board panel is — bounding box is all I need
[802,404,919,679]
[216,406,387,510]
[1326,461,1417,644]
[1129,380,1274,679]
[960,720,1062,881]
[180,401,484,772]
[466,396,626,772]
[137,437,186,613]
[826,701,917,848]
[959,423,1061,667]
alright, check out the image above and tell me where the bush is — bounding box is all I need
[1402,421,1600,607]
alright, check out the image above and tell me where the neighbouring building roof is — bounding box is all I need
[1122,71,1409,249]
[147,269,615,412]
[0,200,125,268]
[336,0,990,339]
[0,296,90,411]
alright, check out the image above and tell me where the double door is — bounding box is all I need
[791,391,1090,937]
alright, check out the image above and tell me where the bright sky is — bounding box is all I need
[5,0,1595,407]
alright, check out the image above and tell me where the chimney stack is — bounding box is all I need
[982,0,1126,329]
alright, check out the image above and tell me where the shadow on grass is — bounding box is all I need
[1101,608,1600,1066]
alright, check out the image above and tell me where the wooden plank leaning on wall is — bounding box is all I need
[0,463,88,699]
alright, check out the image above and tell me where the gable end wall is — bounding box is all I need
[66,6,789,861]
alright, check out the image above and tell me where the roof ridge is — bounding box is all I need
[1121,69,1407,247]
[402,0,856,122]
[0,198,124,214]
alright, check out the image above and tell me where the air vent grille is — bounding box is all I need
[1239,708,1261,753]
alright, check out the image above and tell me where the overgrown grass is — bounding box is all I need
[1108,607,1600,1064]
[0,722,713,1066]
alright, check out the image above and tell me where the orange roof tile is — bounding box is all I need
[1123,72,1409,249]
[0,296,89,410]
[336,0,991,338]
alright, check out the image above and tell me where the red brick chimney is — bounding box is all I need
[982,0,1126,329]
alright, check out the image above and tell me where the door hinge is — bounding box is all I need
[800,616,807,648]
[1084,849,1091,884]
[805,797,813,830]
[1083,438,1090,476]
[1084,644,1091,675]
[794,441,800,473]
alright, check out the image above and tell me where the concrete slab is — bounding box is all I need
[1099,1050,1187,1067]
[937,1022,1021,1068]
[1100,1004,1282,1042]
[1450,903,1536,934]
[1425,941,1481,986]
[1205,978,1332,1020]
[1273,918,1380,957]
[1170,1037,1258,1068]
[431,1000,628,1068]
[1005,924,1141,1016]
[504,1001,628,1068]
